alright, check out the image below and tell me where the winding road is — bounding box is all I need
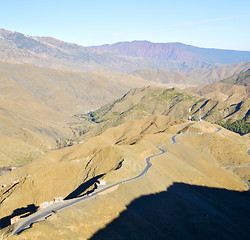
[224,151,250,190]
[225,164,250,170]
[12,127,249,235]
[12,133,180,235]
[224,148,250,190]
[11,145,167,235]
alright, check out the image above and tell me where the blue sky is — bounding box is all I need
[1,0,250,50]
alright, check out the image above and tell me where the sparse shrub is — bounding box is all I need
[112,111,120,115]
[89,111,96,118]
[191,116,196,121]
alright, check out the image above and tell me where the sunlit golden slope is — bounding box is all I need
[0,62,164,165]
[1,117,249,239]
[75,85,249,141]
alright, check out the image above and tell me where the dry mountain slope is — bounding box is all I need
[0,62,160,114]
[186,69,250,132]
[221,67,250,86]
[131,62,250,86]
[74,85,249,140]
[188,68,250,103]
[1,117,249,239]
[0,62,164,166]
[0,116,186,222]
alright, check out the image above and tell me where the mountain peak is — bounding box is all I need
[1,29,250,72]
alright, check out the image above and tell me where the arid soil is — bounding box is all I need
[0,117,249,239]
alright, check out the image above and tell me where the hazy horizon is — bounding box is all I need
[0,0,250,51]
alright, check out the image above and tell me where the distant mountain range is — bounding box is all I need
[1,29,250,73]
[91,40,250,64]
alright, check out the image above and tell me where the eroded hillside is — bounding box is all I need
[0,116,249,239]
[0,62,165,166]
[188,68,250,104]
[74,85,249,140]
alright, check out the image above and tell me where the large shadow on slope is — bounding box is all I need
[0,204,38,229]
[90,182,250,240]
[64,174,104,200]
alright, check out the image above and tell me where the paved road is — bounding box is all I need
[242,179,250,190]
[224,148,250,191]
[225,164,250,170]
[12,127,233,235]
[12,140,172,235]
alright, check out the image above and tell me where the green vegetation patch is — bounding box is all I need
[217,119,250,135]
[156,89,180,101]
[154,88,194,103]
[96,118,110,123]
[151,89,165,97]
[183,93,195,101]
[112,111,120,116]
[132,103,147,111]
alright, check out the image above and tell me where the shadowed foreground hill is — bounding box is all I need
[91,182,250,240]
[2,118,249,239]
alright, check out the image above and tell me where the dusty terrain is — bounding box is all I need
[132,62,250,86]
[0,62,249,166]
[0,62,171,166]
[75,85,249,142]
[0,28,250,240]
[0,117,249,239]
[187,69,250,104]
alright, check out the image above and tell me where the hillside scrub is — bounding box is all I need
[218,119,250,135]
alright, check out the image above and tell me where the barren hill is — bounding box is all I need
[187,69,250,105]
[0,62,163,166]
[0,117,249,239]
[1,61,249,166]
[221,68,250,86]
[75,86,249,140]
[131,62,250,86]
